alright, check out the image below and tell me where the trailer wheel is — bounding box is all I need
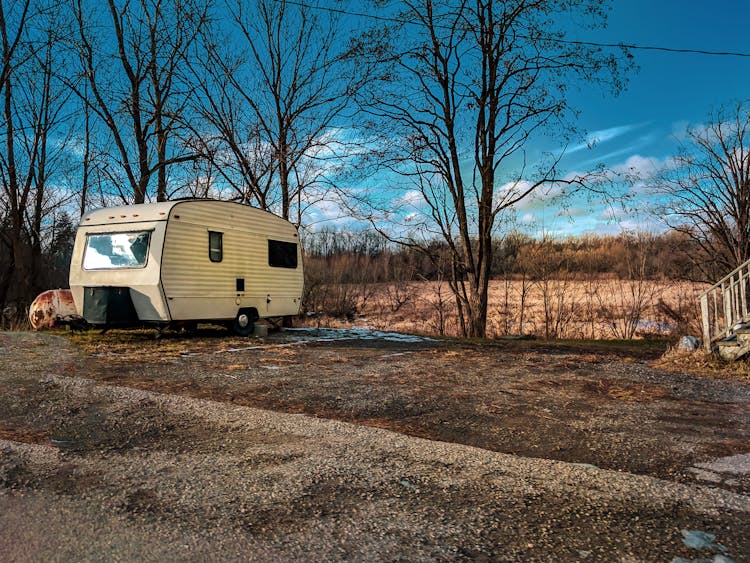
[230,309,256,337]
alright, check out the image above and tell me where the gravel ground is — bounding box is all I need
[64,327,750,492]
[1,331,749,561]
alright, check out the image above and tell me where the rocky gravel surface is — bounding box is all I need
[1,331,749,561]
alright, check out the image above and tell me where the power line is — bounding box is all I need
[554,39,750,58]
[276,0,750,59]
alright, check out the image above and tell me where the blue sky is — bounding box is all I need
[46,0,747,238]
[523,0,750,236]
[306,1,750,238]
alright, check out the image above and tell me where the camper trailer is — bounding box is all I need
[69,200,303,335]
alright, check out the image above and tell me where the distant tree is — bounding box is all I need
[657,101,750,280]
[0,1,76,308]
[44,211,77,287]
[0,0,34,306]
[355,0,630,337]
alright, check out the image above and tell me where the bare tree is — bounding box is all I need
[594,232,660,339]
[519,236,579,339]
[70,0,208,203]
[355,0,629,338]
[0,0,76,309]
[200,0,362,224]
[187,43,276,206]
[657,101,750,280]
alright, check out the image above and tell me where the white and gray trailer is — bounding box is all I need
[69,199,303,335]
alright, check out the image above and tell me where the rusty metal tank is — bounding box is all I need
[28,289,78,330]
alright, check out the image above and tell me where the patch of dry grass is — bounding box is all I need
[300,279,706,341]
[652,348,750,382]
[65,326,257,361]
[223,364,249,371]
[590,379,671,402]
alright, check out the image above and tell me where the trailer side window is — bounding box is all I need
[268,239,297,269]
[208,231,223,262]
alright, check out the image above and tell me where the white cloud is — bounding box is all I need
[617,217,662,233]
[395,189,424,207]
[567,122,646,154]
[557,207,588,218]
[494,180,534,209]
[496,178,574,211]
[301,190,362,229]
[611,154,664,178]
[595,204,630,221]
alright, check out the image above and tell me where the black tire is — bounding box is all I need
[230,311,255,337]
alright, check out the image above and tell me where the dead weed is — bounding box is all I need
[587,378,670,402]
[66,328,263,362]
[652,349,750,382]
[224,364,248,371]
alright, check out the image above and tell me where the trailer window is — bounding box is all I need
[268,239,297,269]
[208,231,223,262]
[82,231,151,270]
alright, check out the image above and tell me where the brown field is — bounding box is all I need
[302,278,708,340]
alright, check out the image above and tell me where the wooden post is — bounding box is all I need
[700,292,711,351]
[745,268,749,318]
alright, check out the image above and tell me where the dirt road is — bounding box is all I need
[1,329,749,561]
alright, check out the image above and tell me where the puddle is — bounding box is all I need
[50,439,78,448]
[672,530,735,563]
[693,453,750,475]
[285,328,436,344]
[208,328,435,355]
[688,453,750,487]
[681,530,725,551]
[672,529,735,563]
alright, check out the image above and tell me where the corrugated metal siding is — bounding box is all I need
[161,201,303,303]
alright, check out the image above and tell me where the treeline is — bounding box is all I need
[302,228,701,286]
[0,212,77,321]
[300,228,705,328]
[0,216,705,338]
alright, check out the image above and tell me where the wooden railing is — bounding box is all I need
[700,258,750,350]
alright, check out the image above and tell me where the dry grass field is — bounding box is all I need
[302,278,707,341]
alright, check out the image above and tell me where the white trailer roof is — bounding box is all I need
[80,201,179,226]
[79,199,293,228]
